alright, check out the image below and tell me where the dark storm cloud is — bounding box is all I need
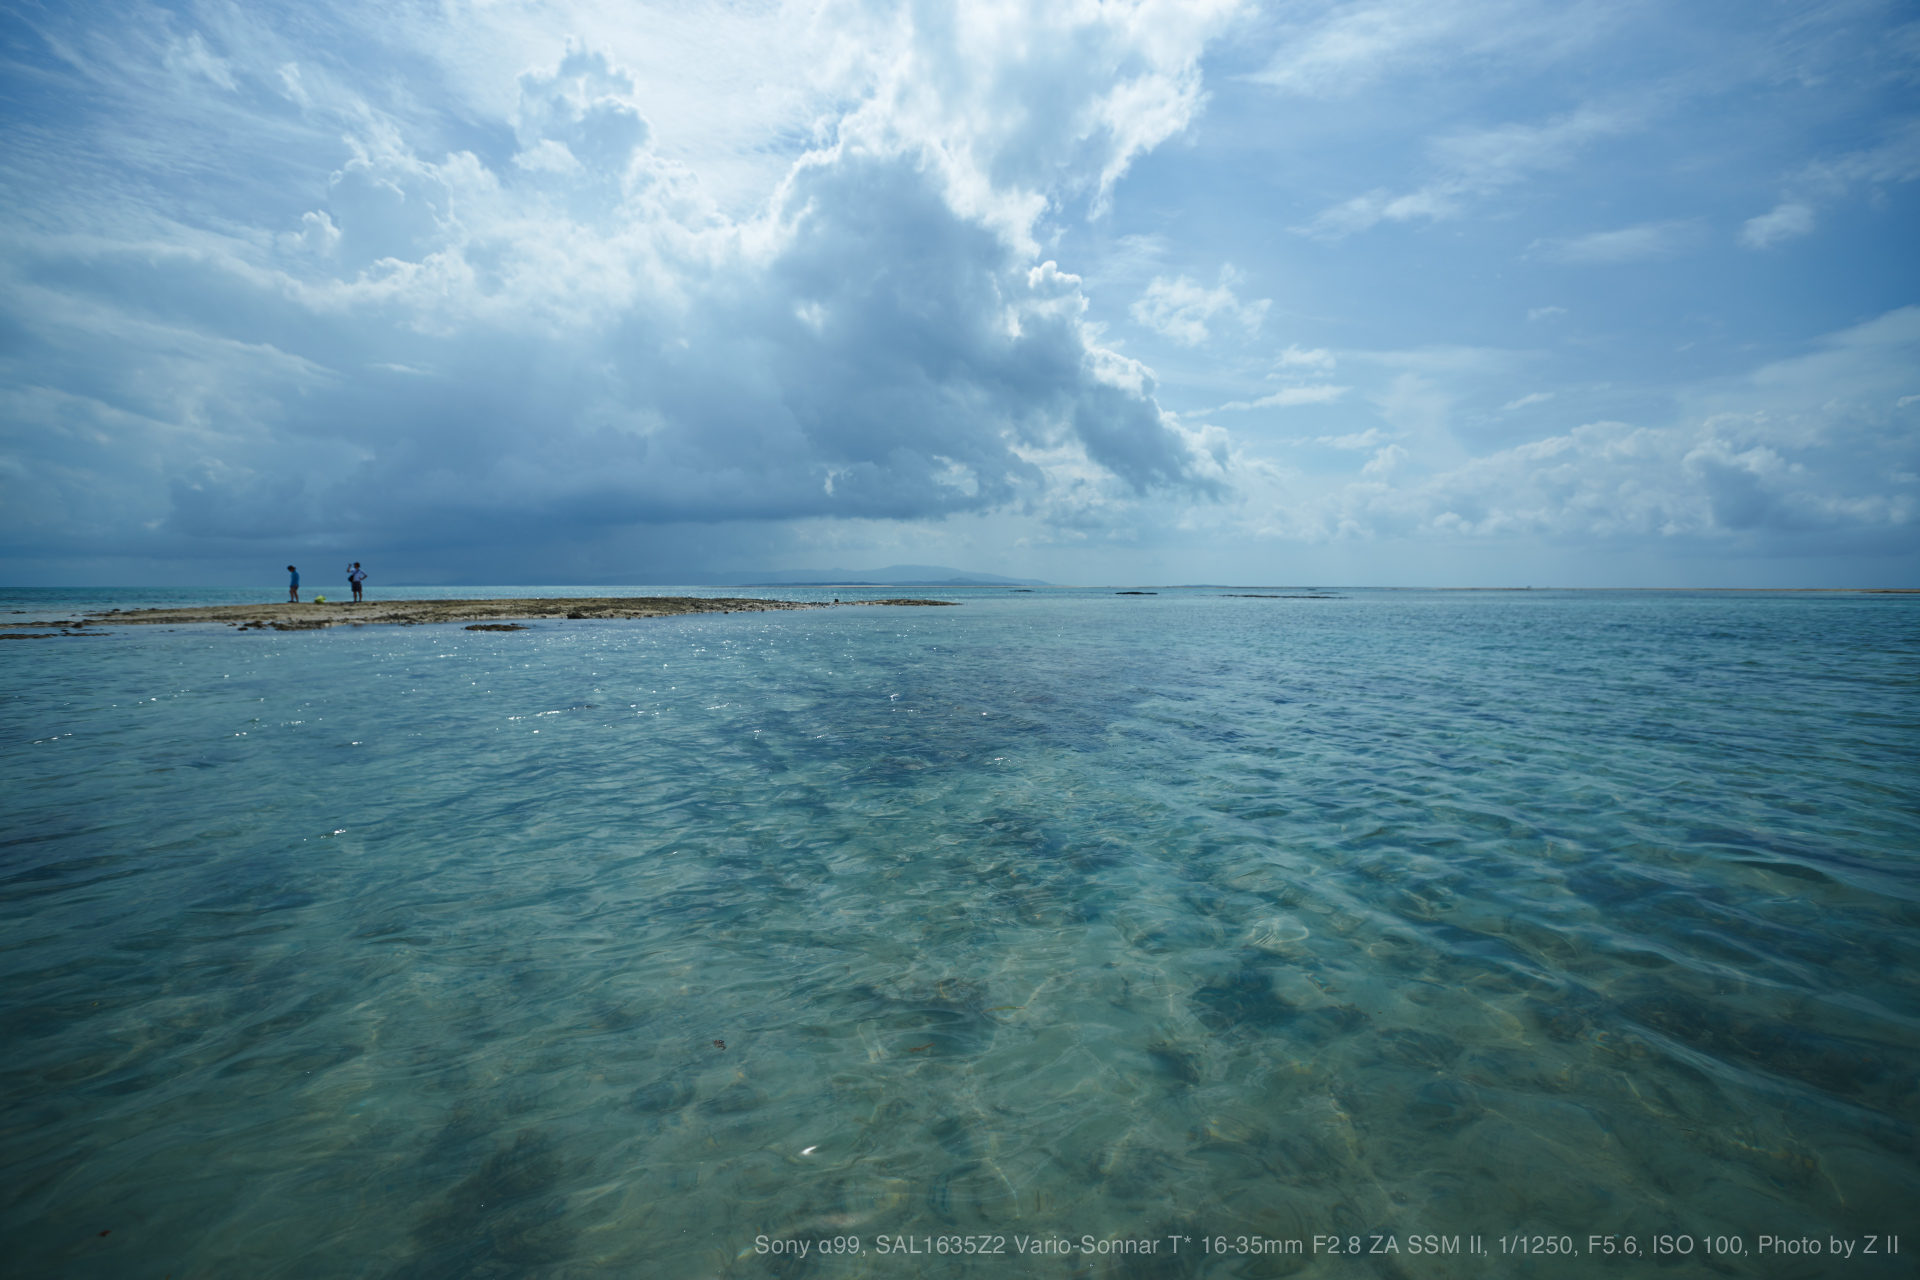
[0,18,1221,570]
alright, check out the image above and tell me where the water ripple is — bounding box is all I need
[2,590,1916,1275]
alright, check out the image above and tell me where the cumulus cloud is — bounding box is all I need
[514,47,651,176]
[2,0,1912,585]
[0,0,1242,572]
[74,151,1212,543]
[1131,267,1269,345]
[818,0,1242,243]
[1237,308,1920,551]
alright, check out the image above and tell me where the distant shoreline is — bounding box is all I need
[29,596,959,634]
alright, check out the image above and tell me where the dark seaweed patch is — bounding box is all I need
[1191,970,1297,1032]
[628,1079,692,1113]
[924,1160,1018,1226]
[1147,1043,1202,1085]
[1405,1078,1483,1134]
[1291,1004,1370,1045]
[400,1129,576,1276]
[1625,995,1895,1105]
[1376,1028,1462,1069]
[1734,859,1835,884]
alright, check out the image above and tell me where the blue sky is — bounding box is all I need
[1,0,1915,586]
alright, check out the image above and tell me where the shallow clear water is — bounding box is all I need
[3,589,1917,1277]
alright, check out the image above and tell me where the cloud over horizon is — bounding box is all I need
[0,0,1914,585]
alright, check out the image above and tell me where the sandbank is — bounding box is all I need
[52,596,956,633]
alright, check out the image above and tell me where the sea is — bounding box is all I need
[2,585,1915,1278]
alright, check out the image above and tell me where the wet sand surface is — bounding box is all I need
[51,596,957,632]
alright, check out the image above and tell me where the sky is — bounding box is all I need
[1,0,1915,587]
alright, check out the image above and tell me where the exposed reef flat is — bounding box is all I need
[75,596,957,632]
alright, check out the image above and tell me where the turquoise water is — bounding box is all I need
[3,589,1916,1277]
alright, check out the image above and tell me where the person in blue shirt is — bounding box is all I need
[348,561,366,603]
[288,565,300,603]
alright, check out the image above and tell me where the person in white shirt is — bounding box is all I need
[348,562,367,603]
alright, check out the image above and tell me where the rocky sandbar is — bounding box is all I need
[79,596,956,632]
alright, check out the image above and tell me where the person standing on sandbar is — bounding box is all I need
[288,565,300,603]
[348,561,366,603]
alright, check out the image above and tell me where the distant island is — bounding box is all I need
[705,564,1050,587]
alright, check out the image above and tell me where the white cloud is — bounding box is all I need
[1529,220,1703,264]
[819,0,1243,250]
[1252,0,1476,95]
[1233,308,1920,549]
[1428,107,1632,183]
[276,62,309,106]
[1299,105,1637,237]
[1306,427,1388,448]
[1250,0,1613,97]
[1131,267,1270,345]
[280,209,341,255]
[1798,119,1920,192]
[1300,186,1460,238]
[513,47,649,177]
[513,139,581,174]
[1739,202,1815,249]
[1276,344,1335,368]
[1725,122,1920,258]
[0,3,1248,571]
[165,33,237,91]
[1214,385,1349,411]
[1502,391,1553,410]
[1360,443,1407,474]
[2,0,1913,585]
